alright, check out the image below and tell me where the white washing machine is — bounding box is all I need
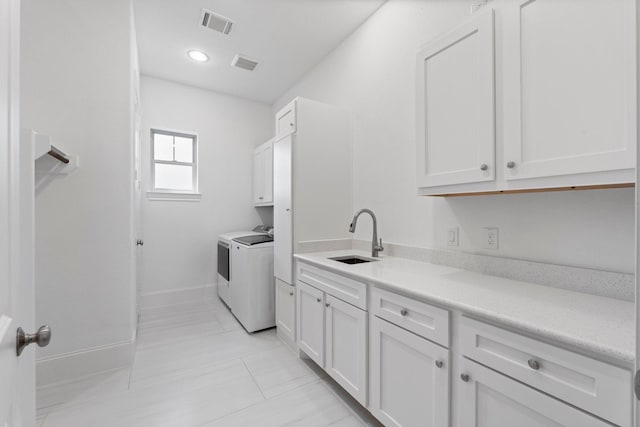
[230,234,275,332]
[217,230,261,307]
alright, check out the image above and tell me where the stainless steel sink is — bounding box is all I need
[329,255,378,265]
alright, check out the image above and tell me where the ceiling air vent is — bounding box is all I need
[231,54,259,72]
[201,9,234,35]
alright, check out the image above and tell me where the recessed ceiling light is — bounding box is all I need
[187,49,209,62]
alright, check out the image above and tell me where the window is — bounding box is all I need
[151,129,198,194]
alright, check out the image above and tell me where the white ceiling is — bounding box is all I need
[133,0,386,103]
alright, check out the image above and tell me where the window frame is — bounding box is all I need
[150,128,199,195]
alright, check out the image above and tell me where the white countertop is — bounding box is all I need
[294,250,635,364]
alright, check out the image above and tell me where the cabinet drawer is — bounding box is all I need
[460,316,631,427]
[372,287,449,347]
[296,262,367,310]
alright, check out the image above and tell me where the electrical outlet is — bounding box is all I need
[484,227,498,250]
[447,226,459,247]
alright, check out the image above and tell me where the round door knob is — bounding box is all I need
[400,308,408,317]
[506,161,516,169]
[527,359,541,370]
[460,373,470,382]
[290,123,294,127]
[480,164,488,171]
[16,325,51,356]
[435,360,444,368]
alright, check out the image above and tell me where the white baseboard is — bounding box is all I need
[36,340,134,388]
[139,283,216,309]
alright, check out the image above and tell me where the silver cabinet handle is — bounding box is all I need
[316,298,321,303]
[506,161,516,169]
[527,359,541,370]
[480,164,488,171]
[285,208,291,212]
[325,303,330,308]
[460,373,470,382]
[259,196,264,200]
[136,239,144,246]
[290,123,294,127]
[400,308,408,317]
[435,360,444,368]
[289,292,294,296]
[17,325,51,356]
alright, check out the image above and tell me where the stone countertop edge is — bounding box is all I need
[293,250,635,366]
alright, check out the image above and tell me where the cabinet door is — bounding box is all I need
[325,295,367,406]
[275,99,296,137]
[275,278,295,343]
[252,148,264,204]
[273,135,293,284]
[416,10,495,188]
[261,143,273,204]
[458,358,611,427]
[370,316,449,427]
[502,0,636,181]
[296,281,324,366]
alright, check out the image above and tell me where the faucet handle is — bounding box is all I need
[377,238,384,252]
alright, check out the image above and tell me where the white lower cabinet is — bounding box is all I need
[457,357,611,427]
[275,278,295,344]
[325,294,368,406]
[296,280,325,366]
[293,263,631,427]
[296,274,368,405]
[370,316,449,427]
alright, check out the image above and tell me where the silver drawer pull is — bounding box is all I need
[527,358,541,370]
[316,298,321,303]
[480,164,488,171]
[435,360,444,368]
[289,292,294,296]
[460,373,470,382]
[400,308,408,317]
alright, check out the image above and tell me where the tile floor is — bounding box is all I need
[36,296,381,427]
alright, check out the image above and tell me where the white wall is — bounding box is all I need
[140,76,272,295]
[274,0,635,273]
[21,0,137,382]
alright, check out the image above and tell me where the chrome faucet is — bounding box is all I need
[349,208,384,257]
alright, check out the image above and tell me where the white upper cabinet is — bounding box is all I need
[253,139,273,206]
[275,99,296,137]
[416,10,496,188]
[502,0,636,182]
[417,0,636,196]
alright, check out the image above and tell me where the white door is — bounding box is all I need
[262,142,273,204]
[296,281,324,366]
[415,9,495,188]
[458,358,610,426]
[325,295,367,406]
[133,85,142,322]
[1,1,38,425]
[253,147,264,204]
[370,316,449,427]
[273,134,293,284]
[502,0,636,181]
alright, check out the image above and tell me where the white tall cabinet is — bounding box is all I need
[416,0,636,196]
[272,97,352,347]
